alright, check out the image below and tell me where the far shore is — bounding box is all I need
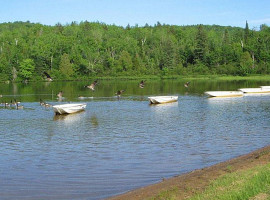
[107,145,270,200]
[3,74,270,83]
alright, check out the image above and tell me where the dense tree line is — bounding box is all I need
[0,21,270,81]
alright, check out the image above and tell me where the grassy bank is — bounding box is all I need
[189,163,270,200]
[108,146,270,200]
[151,163,270,200]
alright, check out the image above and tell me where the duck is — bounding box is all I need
[85,80,98,91]
[184,82,190,88]
[139,80,146,88]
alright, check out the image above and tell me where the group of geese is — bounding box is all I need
[1,71,191,110]
[0,99,23,109]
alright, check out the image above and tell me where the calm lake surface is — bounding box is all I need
[1,79,270,200]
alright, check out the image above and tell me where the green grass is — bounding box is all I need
[148,187,179,200]
[149,163,270,200]
[189,163,270,200]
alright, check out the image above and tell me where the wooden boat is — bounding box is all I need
[53,103,86,115]
[148,96,178,104]
[204,91,243,97]
[238,88,270,93]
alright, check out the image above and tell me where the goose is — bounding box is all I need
[4,101,10,108]
[57,91,63,98]
[184,82,190,88]
[115,90,125,97]
[40,99,45,106]
[85,80,98,91]
[40,99,52,107]
[14,99,21,104]
[15,102,23,110]
[139,80,146,88]
[44,72,53,81]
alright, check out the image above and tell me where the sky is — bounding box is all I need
[0,0,270,29]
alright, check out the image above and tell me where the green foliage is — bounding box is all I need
[19,58,35,80]
[0,21,270,82]
[59,53,74,78]
[194,24,208,62]
[239,51,254,76]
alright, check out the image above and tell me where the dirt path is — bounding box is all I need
[107,145,270,200]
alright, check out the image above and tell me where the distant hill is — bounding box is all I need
[0,21,269,81]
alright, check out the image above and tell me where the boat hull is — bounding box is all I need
[53,103,87,115]
[148,96,178,104]
[260,86,270,89]
[238,88,270,93]
[205,91,243,97]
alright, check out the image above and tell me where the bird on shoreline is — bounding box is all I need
[85,80,98,91]
[139,80,146,88]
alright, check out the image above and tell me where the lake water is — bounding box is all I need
[1,79,270,200]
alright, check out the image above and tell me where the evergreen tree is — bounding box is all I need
[194,25,208,62]
[244,20,249,44]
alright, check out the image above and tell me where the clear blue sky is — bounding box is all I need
[1,0,270,28]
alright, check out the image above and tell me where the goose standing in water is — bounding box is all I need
[13,99,23,109]
[139,80,146,88]
[85,80,98,91]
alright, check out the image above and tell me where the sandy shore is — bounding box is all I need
[107,145,270,200]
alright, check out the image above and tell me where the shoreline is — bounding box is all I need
[107,145,270,200]
[3,74,270,83]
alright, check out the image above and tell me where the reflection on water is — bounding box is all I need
[243,93,270,97]
[90,115,99,128]
[53,112,85,123]
[206,96,244,104]
[0,80,270,200]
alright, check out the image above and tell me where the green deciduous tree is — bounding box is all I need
[59,53,74,78]
[19,58,35,80]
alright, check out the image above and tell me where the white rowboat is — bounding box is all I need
[148,96,178,104]
[238,88,270,93]
[204,91,243,97]
[260,86,270,89]
[53,103,86,115]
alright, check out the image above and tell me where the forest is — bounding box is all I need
[0,21,270,81]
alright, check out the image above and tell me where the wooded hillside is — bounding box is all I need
[0,21,270,81]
